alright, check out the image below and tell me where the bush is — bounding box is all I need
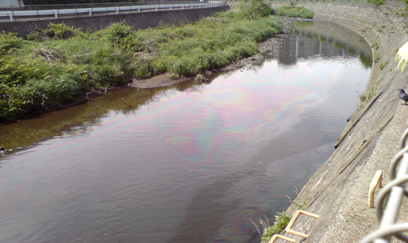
[273,6,314,19]
[240,0,272,19]
[43,23,75,39]
[0,32,23,54]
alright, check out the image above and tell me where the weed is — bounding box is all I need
[360,93,367,102]
[379,61,388,70]
[371,42,379,50]
[374,52,380,63]
[286,187,310,210]
[169,73,180,79]
[257,212,291,243]
[367,0,385,6]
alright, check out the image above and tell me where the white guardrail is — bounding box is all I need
[0,1,225,22]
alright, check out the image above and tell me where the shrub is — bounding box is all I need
[273,6,314,19]
[0,32,23,54]
[240,0,272,19]
[43,23,75,39]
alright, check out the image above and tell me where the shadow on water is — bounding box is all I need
[0,80,206,152]
[168,109,330,243]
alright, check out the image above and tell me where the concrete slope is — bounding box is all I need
[271,2,408,242]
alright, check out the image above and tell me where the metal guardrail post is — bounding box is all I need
[8,11,13,21]
[10,6,14,21]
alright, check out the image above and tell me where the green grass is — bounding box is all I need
[374,52,380,63]
[0,12,282,120]
[261,212,291,243]
[380,61,388,70]
[272,6,314,19]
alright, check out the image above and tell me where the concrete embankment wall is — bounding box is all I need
[272,2,408,242]
[0,5,229,37]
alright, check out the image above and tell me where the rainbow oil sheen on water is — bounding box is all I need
[0,21,371,243]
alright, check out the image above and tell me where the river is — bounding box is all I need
[0,20,371,243]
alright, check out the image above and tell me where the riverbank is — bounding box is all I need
[129,33,284,89]
[268,1,408,242]
[0,11,282,123]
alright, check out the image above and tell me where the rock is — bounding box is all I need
[198,78,209,82]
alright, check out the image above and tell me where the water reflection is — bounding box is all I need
[0,21,372,243]
[279,21,372,68]
[0,81,206,151]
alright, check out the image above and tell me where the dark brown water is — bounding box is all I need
[0,21,371,243]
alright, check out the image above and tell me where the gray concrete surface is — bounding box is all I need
[269,1,408,242]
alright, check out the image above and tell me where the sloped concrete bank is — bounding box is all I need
[271,2,408,242]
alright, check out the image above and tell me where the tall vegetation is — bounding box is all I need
[272,5,314,19]
[239,0,272,19]
[0,12,282,120]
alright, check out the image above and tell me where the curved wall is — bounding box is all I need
[272,2,408,242]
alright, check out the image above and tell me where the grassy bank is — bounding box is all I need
[0,11,282,120]
[273,6,314,19]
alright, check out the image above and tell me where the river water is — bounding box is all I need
[0,21,371,243]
